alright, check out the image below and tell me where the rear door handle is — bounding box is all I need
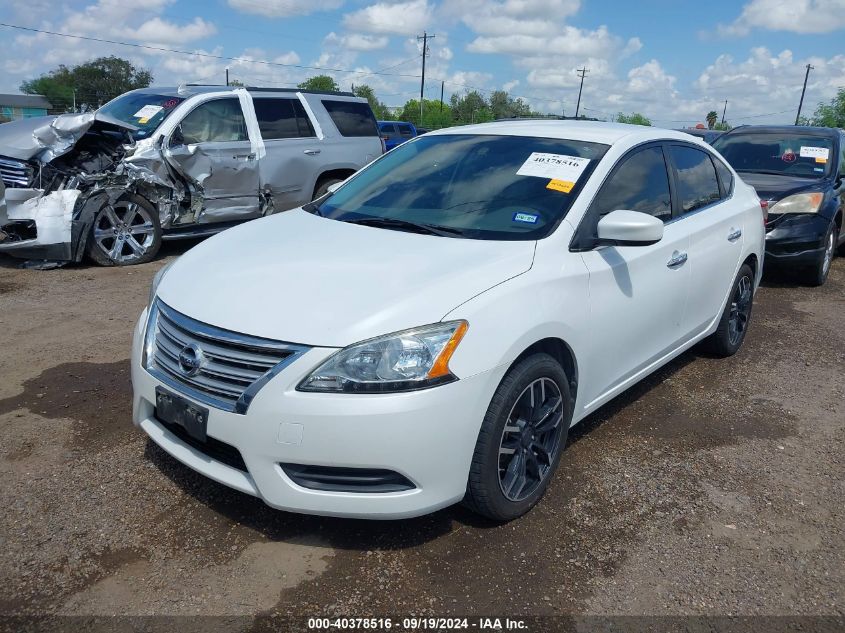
[727,228,742,242]
[303,149,321,155]
[667,251,688,268]
[233,153,256,160]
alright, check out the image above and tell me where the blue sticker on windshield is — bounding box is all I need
[513,212,539,224]
[814,167,824,172]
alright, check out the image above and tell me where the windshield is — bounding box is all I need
[313,134,609,240]
[97,92,185,140]
[713,132,833,179]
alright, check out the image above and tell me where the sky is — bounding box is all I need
[1,0,844,127]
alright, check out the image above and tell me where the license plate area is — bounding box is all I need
[155,387,208,443]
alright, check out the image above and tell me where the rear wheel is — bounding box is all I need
[312,178,343,201]
[464,353,572,522]
[702,263,754,357]
[86,195,161,266]
[801,224,836,287]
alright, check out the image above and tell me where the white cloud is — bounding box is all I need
[626,60,676,95]
[324,32,390,51]
[343,0,433,36]
[227,0,344,18]
[126,17,217,45]
[719,0,845,35]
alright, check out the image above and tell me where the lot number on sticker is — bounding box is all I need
[799,146,829,160]
[133,105,164,120]
[517,152,590,184]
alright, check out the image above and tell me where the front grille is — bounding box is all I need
[0,156,32,188]
[156,416,248,472]
[281,464,416,493]
[145,300,309,413]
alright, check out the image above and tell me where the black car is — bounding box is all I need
[713,125,845,286]
[676,128,724,145]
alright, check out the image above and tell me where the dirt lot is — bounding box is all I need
[0,243,843,631]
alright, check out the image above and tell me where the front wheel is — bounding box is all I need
[702,263,755,358]
[86,195,162,266]
[801,224,836,287]
[464,353,572,522]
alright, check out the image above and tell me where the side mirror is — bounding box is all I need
[327,181,344,194]
[596,210,664,246]
[168,125,185,148]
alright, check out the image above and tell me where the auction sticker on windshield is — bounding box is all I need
[799,146,829,162]
[517,153,590,193]
[133,105,164,123]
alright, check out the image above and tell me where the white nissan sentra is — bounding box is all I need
[131,121,765,521]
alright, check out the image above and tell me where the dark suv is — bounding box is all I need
[713,125,844,286]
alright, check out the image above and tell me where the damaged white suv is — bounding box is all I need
[0,86,383,265]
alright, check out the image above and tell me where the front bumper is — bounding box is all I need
[130,309,503,519]
[0,188,79,260]
[764,213,831,266]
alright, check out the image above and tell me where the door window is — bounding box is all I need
[179,98,248,144]
[397,124,415,138]
[379,123,399,139]
[592,146,672,222]
[713,156,734,196]
[669,146,722,214]
[253,98,315,140]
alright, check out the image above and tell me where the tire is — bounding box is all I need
[312,178,343,201]
[801,223,836,287]
[702,263,754,358]
[86,194,161,267]
[464,353,573,522]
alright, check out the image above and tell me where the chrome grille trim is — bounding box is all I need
[0,156,32,188]
[144,300,310,413]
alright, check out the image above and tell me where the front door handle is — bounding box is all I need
[727,228,742,242]
[667,251,688,268]
[303,149,321,156]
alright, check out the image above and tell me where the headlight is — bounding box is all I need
[148,261,173,307]
[769,192,824,215]
[298,321,469,393]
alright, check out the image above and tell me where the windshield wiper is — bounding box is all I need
[343,216,464,237]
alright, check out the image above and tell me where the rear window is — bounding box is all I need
[322,100,378,137]
[398,124,415,138]
[253,98,315,140]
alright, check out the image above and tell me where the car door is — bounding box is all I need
[667,144,744,337]
[252,96,323,211]
[575,144,691,406]
[164,97,261,223]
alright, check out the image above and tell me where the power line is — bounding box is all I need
[0,21,422,80]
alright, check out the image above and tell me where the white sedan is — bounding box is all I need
[131,121,765,521]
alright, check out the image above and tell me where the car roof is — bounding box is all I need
[126,85,359,98]
[378,120,414,124]
[426,120,706,147]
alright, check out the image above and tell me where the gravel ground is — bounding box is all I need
[0,243,843,631]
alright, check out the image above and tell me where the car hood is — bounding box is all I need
[157,209,537,347]
[738,172,829,202]
[0,112,137,162]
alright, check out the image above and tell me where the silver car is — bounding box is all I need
[0,86,383,265]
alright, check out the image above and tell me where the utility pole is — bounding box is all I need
[225,67,229,86]
[417,31,435,124]
[795,63,813,125]
[440,80,444,114]
[575,67,588,119]
[720,100,728,125]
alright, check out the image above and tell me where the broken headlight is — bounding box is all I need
[298,321,468,393]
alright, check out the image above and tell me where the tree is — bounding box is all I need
[21,56,153,112]
[713,121,731,131]
[489,90,531,120]
[450,91,493,125]
[809,87,845,128]
[297,75,340,92]
[228,79,245,87]
[616,112,652,126]
[706,110,718,129]
[399,98,453,128]
[352,84,389,120]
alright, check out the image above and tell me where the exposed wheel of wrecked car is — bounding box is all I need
[312,178,344,201]
[86,195,161,266]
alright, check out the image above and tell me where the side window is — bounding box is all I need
[179,98,247,144]
[253,98,315,140]
[592,146,672,222]
[379,123,399,139]
[669,145,721,213]
[713,156,734,196]
[322,100,378,137]
[398,124,414,138]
